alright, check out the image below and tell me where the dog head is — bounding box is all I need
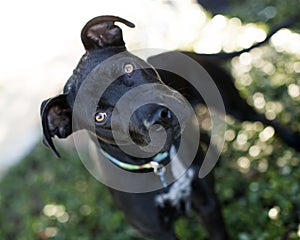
[40,16,190,158]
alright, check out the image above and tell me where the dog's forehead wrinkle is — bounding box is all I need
[63,47,128,95]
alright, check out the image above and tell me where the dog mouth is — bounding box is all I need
[94,97,189,154]
[108,103,187,154]
[129,122,181,153]
[160,125,181,152]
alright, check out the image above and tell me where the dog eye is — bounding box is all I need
[95,112,107,124]
[123,63,134,74]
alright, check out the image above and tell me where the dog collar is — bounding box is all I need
[99,148,169,188]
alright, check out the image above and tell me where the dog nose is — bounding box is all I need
[147,106,173,129]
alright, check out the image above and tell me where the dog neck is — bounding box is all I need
[98,141,171,189]
[98,140,171,166]
[99,147,169,171]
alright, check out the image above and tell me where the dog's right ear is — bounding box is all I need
[40,94,72,158]
[81,15,135,50]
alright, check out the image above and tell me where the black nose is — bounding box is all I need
[147,106,173,128]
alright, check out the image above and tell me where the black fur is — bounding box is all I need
[40,15,299,239]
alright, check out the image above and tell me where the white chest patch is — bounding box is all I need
[155,146,196,213]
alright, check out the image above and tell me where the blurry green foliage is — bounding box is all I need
[0,145,139,240]
[228,0,300,29]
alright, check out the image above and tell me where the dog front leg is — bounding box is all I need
[192,175,228,240]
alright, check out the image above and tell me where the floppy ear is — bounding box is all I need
[40,94,72,158]
[81,15,135,50]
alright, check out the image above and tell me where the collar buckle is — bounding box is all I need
[150,161,167,189]
[150,161,165,175]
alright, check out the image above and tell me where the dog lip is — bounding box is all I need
[150,124,164,132]
[143,120,151,130]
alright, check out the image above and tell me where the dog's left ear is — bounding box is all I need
[40,94,72,158]
[81,15,135,50]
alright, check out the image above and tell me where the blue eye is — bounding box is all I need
[123,63,134,74]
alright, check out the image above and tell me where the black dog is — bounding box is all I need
[41,15,227,239]
[40,16,299,239]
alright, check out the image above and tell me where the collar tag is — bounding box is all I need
[150,161,167,188]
